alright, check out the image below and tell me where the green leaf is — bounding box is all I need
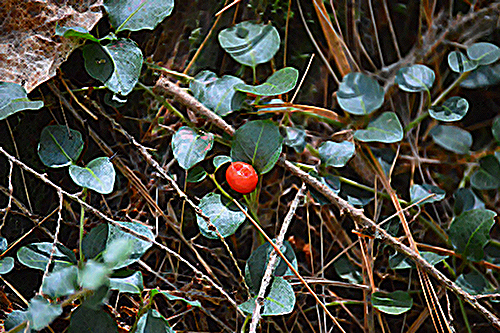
[190,70,245,116]
[42,266,78,298]
[27,296,63,330]
[136,309,174,333]
[336,72,384,115]
[493,117,500,142]
[283,127,307,153]
[410,184,446,205]
[82,223,108,260]
[171,126,214,170]
[245,241,297,295]
[389,251,448,270]
[55,25,99,42]
[456,271,495,295]
[110,271,144,294]
[429,96,469,122]
[0,257,14,274]
[69,305,118,333]
[79,261,111,290]
[218,21,280,68]
[308,173,341,205]
[106,221,154,269]
[234,67,299,96]
[231,120,283,174]
[69,157,116,194]
[0,82,44,120]
[4,310,32,332]
[104,0,174,32]
[460,63,500,89]
[83,39,143,95]
[371,291,413,315]
[334,255,362,283]
[103,239,133,268]
[17,242,77,271]
[430,125,472,154]
[0,237,7,252]
[196,193,247,239]
[186,165,207,183]
[341,182,374,206]
[239,277,295,316]
[318,141,355,167]
[354,112,403,143]
[453,188,484,216]
[160,291,202,307]
[396,64,435,92]
[467,42,500,66]
[447,51,477,73]
[471,154,500,190]
[38,125,84,168]
[448,209,496,261]
[213,155,232,169]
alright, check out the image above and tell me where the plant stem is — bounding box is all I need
[79,189,88,266]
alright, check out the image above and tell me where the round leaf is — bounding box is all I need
[68,305,118,333]
[448,51,477,73]
[69,157,116,194]
[309,173,341,205]
[410,184,446,205]
[5,311,30,332]
[460,63,500,89]
[429,96,469,122]
[448,209,496,261]
[471,155,500,190]
[171,126,214,170]
[190,70,245,116]
[186,166,207,183]
[38,125,84,168]
[83,39,143,96]
[0,257,14,275]
[213,155,231,169]
[110,271,144,294]
[283,127,307,153]
[334,255,362,283]
[467,42,500,66]
[17,242,77,272]
[136,309,174,333]
[234,67,299,96]
[336,72,384,115]
[389,251,448,270]
[453,188,485,216]
[55,25,99,42]
[104,0,174,32]
[42,266,78,298]
[354,112,403,143]
[492,117,500,142]
[218,21,280,68]
[430,125,472,154]
[371,291,413,315]
[0,82,44,120]
[456,271,495,295]
[231,120,283,174]
[396,64,435,92]
[197,193,247,239]
[318,141,355,167]
[239,277,295,316]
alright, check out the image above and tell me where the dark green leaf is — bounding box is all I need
[453,188,485,216]
[430,125,472,154]
[0,237,7,252]
[471,154,500,190]
[136,309,174,333]
[456,271,495,295]
[69,157,116,194]
[493,117,500,142]
[218,21,280,68]
[410,184,446,205]
[17,242,77,271]
[234,67,299,96]
[231,120,283,174]
[340,182,374,206]
[336,72,384,115]
[83,39,142,95]
[190,70,245,116]
[42,266,78,298]
[79,261,110,290]
[213,155,231,169]
[38,125,84,168]
[371,291,413,315]
[245,241,297,294]
[447,51,477,73]
[448,209,496,261]
[467,42,500,66]
[82,223,108,260]
[354,112,403,143]
[334,255,362,283]
[4,310,32,332]
[55,25,99,42]
[0,82,44,120]
[104,0,174,32]
[27,296,62,330]
[68,305,118,333]
[103,239,133,268]
[308,173,341,205]
[396,64,435,92]
[0,257,14,274]
[429,96,469,122]
[239,277,295,316]
[161,292,202,307]
[389,251,448,270]
[171,126,214,170]
[318,141,355,167]
[186,165,207,183]
[283,127,307,153]
[110,271,144,294]
[460,63,500,89]
[196,193,246,239]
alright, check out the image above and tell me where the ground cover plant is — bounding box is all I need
[0,0,500,332]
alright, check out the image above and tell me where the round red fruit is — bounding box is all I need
[226,161,258,194]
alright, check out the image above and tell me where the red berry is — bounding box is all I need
[226,161,258,194]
